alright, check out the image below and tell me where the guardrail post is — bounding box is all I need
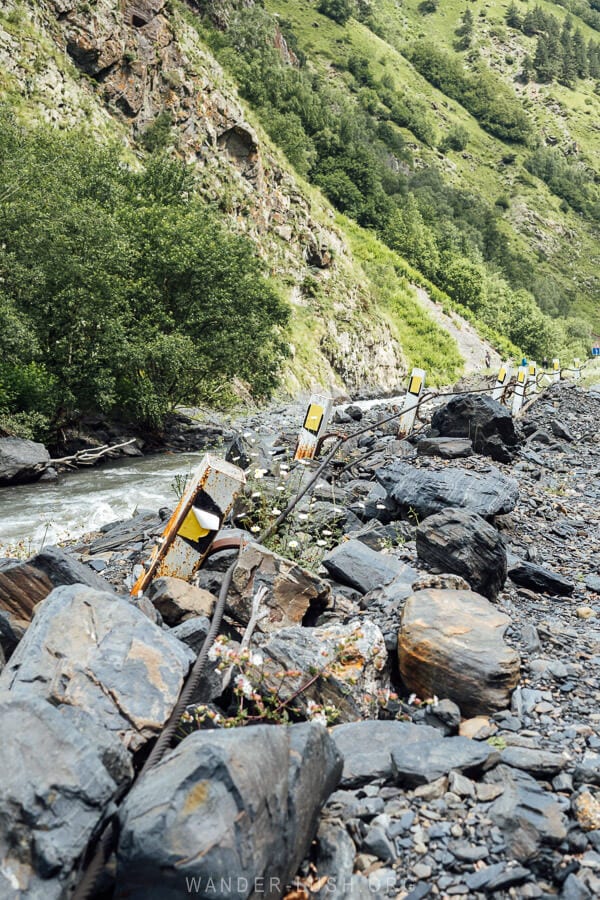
[131,454,245,596]
[398,368,426,438]
[528,360,538,395]
[294,394,334,461]
[573,358,581,381]
[492,363,512,402]
[512,366,528,416]
[552,358,560,384]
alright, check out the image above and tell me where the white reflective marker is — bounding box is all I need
[398,368,426,437]
[512,366,528,416]
[492,363,512,402]
[552,358,560,384]
[294,394,334,461]
[528,361,538,395]
[131,453,245,595]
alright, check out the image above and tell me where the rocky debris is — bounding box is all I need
[431,393,521,462]
[485,765,568,861]
[0,610,23,660]
[0,436,50,485]
[0,696,133,900]
[508,558,575,595]
[147,576,216,624]
[226,541,330,633]
[376,460,519,519]
[0,584,193,750]
[416,436,473,459]
[262,620,388,722]
[416,507,507,600]
[116,722,342,899]
[573,790,600,831]
[322,539,417,595]
[399,589,521,715]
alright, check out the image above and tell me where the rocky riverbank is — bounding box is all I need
[0,381,599,899]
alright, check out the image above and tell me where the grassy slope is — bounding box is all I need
[268,0,600,331]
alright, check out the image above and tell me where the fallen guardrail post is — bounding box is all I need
[294,394,334,461]
[492,363,512,402]
[131,454,245,596]
[512,366,528,416]
[398,368,426,437]
[552,358,560,384]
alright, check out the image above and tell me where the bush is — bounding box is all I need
[318,0,354,25]
[439,124,469,152]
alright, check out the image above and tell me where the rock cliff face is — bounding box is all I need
[0,0,406,395]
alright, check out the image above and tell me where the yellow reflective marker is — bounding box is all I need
[408,375,423,395]
[303,403,324,436]
[552,358,560,384]
[177,508,210,543]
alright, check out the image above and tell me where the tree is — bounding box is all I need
[455,8,474,50]
[317,0,354,25]
[386,196,440,278]
[442,257,486,311]
[505,2,521,29]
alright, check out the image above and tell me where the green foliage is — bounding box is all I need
[508,3,599,85]
[439,123,469,152]
[318,0,354,25]
[525,146,599,219]
[0,110,289,437]
[409,41,531,143]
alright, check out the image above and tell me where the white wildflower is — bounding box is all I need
[316,539,327,547]
[250,525,261,533]
[250,652,264,667]
[271,508,282,516]
[408,693,417,706]
[288,540,299,549]
[234,675,253,699]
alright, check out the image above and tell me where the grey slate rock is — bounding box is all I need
[391,735,495,787]
[116,722,342,900]
[486,765,568,861]
[500,746,567,778]
[585,575,600,593]
[376,461,519,519]
[416,437,473,459]
[0,436,50,485]
[465,861,530,892]
[27,544,116,592]
[0,584,193,751]
[0,697,132,899]
[416,507,507,600]
[430,394,521,462]
[322,539,414,595]
[89,511,162,554]
[331,720,440,787]
[313,820,357,900]
[0,610,22,660]
[508,559,575,596]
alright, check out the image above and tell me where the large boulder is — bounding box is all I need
[116,722,342,900]
[376,461,519,520]
[416,437,473,459]
[0,546,115,625]
[0,585,193,750]
[322,539,417,595]
[262,619,388,722]
[398,589,520,716]
[416,508,507,600]
[431,394,521,462]
[0,437,50,485]
[0,697,132,900]
[227,542,330,634]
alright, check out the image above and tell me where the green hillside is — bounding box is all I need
[189,0,598,340]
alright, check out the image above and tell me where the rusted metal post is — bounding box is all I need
[398,368,426,438]
[492,363,512,402]
[294,394,333,461]
[131,454,245,596]
[512,366,528,416]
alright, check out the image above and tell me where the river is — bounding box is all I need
[0,450,209,554]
